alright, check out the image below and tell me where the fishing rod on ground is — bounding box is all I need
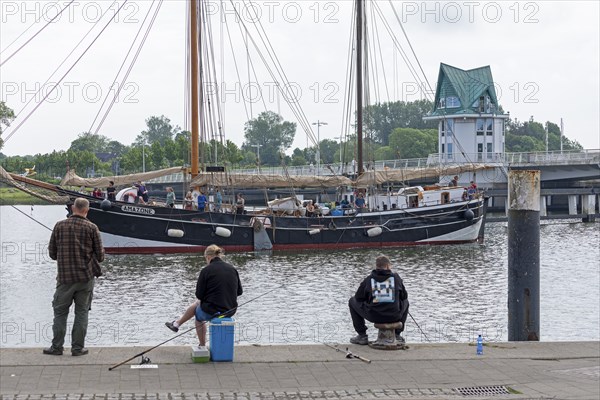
[323,342,371,364]
[108,285,282,371]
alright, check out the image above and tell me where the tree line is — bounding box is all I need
[0,100,584,182]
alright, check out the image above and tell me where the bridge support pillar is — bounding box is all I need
[568,195,578,215]
[582,194,597,223]
[540,196,547,217]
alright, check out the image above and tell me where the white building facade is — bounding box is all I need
[424,63,510,164]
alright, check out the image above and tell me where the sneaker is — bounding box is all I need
[43,347,63,356]
[165,321,179,332]
[395,334,406,344]
[71,348,89,356]
[349,334,368,345]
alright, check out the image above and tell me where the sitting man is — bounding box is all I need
[348,255,409,345]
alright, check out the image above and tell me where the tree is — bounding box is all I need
[506,117,583,152]
[388,128,438,159]
[120,146,144,173]
[150,141,165,169]
[223,139,243,166]
[505,135,543,153]
[106,140,128,156]
[290,147,307,166]
[318,139,339,164]
[374,146,396,161]
[364,100,435,146]
[68,132,111,153]
[0,102,16,151]
[243,111,296,166]
[135,115,180,146]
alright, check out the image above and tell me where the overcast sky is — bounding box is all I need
[1,0,599,157]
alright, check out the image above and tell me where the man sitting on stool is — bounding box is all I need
[348,255,409,345]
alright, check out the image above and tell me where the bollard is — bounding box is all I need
[507,170,540,341]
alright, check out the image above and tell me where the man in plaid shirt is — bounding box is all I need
[43,198,104,356]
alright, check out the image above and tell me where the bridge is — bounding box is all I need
[146,149,600,221]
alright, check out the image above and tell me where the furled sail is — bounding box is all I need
[60,167,185,187]
[354,164,494,186]
[190,172,353,189]
[190,164,493,188]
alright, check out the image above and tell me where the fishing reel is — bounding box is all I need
[140,355,151,365]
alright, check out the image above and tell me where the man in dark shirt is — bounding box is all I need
[136,181,149,204]
[194,245,243,346]
[348,255,409,345]
[106,181,116,201]
[165,245,243,346]
[44,198,104,356]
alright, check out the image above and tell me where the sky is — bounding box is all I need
[1,0,599,157]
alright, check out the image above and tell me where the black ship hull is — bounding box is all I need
[69,191,487,254]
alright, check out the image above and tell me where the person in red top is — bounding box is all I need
[44,198,104,356]
[92,188,103,198]
[467,181,478,199]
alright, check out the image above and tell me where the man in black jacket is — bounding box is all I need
[348,255,409,345]
[193,245,243,346]
[165,244,243,346]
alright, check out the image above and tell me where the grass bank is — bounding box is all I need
[0,187,50,205]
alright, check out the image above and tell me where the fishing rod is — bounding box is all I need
[323,342,371,364]
[108,285,282,371]
[10,205,53,231]
[408,311,430,342]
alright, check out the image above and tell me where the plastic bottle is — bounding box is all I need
[476,334,483,355]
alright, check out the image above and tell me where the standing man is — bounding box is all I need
[450,176,459,187]
[215,188,223,212]
[197,190,207,212]
[106,181,116,201]
[354,192,366,213]
[348,255,409,345]
[44,198,104,356]
[235,193,245,214]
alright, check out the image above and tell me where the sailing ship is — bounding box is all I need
[3,0,488,254]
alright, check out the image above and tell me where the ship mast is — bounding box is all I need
[356,0,364,175]
[190,0,200,178]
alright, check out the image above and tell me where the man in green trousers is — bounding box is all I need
[44,197,104,356]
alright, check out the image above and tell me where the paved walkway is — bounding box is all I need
[1,342,599,399]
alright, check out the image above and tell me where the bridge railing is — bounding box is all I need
[426,150,600,166]
[146,150,599,183]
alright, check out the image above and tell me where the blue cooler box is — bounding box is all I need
[209,317,235,361]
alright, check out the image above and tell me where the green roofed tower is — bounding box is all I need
[424,63,509,165]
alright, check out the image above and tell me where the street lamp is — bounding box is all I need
[252,144,262,172]
[311,120,327,175]
[142,137,147,173]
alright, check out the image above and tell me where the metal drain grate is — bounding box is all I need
[455,385,511,396]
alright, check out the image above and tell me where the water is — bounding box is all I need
[1,205,598,348]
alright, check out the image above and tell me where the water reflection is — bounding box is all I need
[1,206,598,347]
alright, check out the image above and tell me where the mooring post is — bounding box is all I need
[508,170,540,341]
